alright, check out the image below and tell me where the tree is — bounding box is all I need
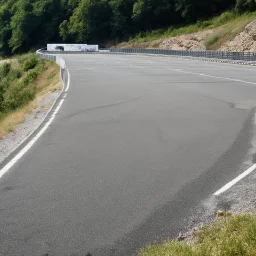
[0,4,13,56]
[109,0,135,39]
[60,0,112,43]
[132,0,177,31]
[236,0,256,12]
[9,0,39,52]
[175,0,236,22]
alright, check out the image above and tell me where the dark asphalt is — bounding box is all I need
[1,55,256,256]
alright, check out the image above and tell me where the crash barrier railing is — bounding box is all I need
[39,48,256,62]
[36,49,68,88]
[109,48,256,61]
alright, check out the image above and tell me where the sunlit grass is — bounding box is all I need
[139,212,256,256]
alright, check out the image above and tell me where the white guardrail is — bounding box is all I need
[36,49,68,87]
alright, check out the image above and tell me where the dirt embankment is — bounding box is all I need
[158,29,215,50]
[221,20,256,52]
[118,29,216,50]
[119,19,256,52]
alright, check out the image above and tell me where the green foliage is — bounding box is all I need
[130,10,256,43]
[236,0,256,12]
[23,55,38,71]
[8,69,22,81]
[0,54,43,113]
[0,62,11,78]
[62,0,112,42]
[2,83,35,111]
[0,0,254,54]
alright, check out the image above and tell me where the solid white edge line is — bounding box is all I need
[64,69,70,92]
[214,164,256,196]
[0,99,65,179]
[0,59,70,179]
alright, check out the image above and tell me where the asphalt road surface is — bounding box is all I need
[1,54,256,256]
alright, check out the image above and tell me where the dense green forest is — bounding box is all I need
[0,0,255,55]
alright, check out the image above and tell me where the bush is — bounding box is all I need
[8,69,22,81]
[0,54,47,114]
[0,62,11,78]
[212,11,237,27]
[2,83,35,111]
[23,55,39,71]
[22,69,40,86]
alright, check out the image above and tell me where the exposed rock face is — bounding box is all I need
[118,19,256,52]
[158,29,215,50]
[220,20,256,52]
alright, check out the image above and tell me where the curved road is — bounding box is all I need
[1,54,256,255]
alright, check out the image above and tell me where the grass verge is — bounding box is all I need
[118,11,256,48]
[139,212,256,256]
[0,54,61,139]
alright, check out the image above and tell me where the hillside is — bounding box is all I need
[0,0,255,55]
[117,12,256,52]
[221,20,256,51]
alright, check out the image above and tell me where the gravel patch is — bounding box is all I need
[0,90,61,164]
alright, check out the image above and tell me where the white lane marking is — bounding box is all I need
[130,65,144,68]
[0,99,65,179]
[196,62,256,72]
[168,68,256,85]
[214,164,256,196]
[125,55,256,71]
[64,69,70,92]
[0,68,70,179]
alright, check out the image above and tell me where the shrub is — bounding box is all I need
[0,62,11,78]
[204,34,221,48]
[8,69,22,81]
[23,55,39,71]
[22,69,39,86]
[2,83,35,111]
[212,11,237,27]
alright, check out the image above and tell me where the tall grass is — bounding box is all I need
[139,212,256,256]
[129,11,256,43]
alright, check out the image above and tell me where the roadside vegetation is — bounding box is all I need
[120,10,256,49]
[0,0,255,55]
[139,212,256,256]
[204,11,256,49]
[0,54,61,139]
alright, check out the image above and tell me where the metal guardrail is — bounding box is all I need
[36,50,56,61]
[109,48,256,61]
[38,48,256,62]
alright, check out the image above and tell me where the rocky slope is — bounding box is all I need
[119,19,256,52]
[221,20,256,52]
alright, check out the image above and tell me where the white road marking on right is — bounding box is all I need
[214,164,256,196]
[130,65,144,68]
[168,68,256,85]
